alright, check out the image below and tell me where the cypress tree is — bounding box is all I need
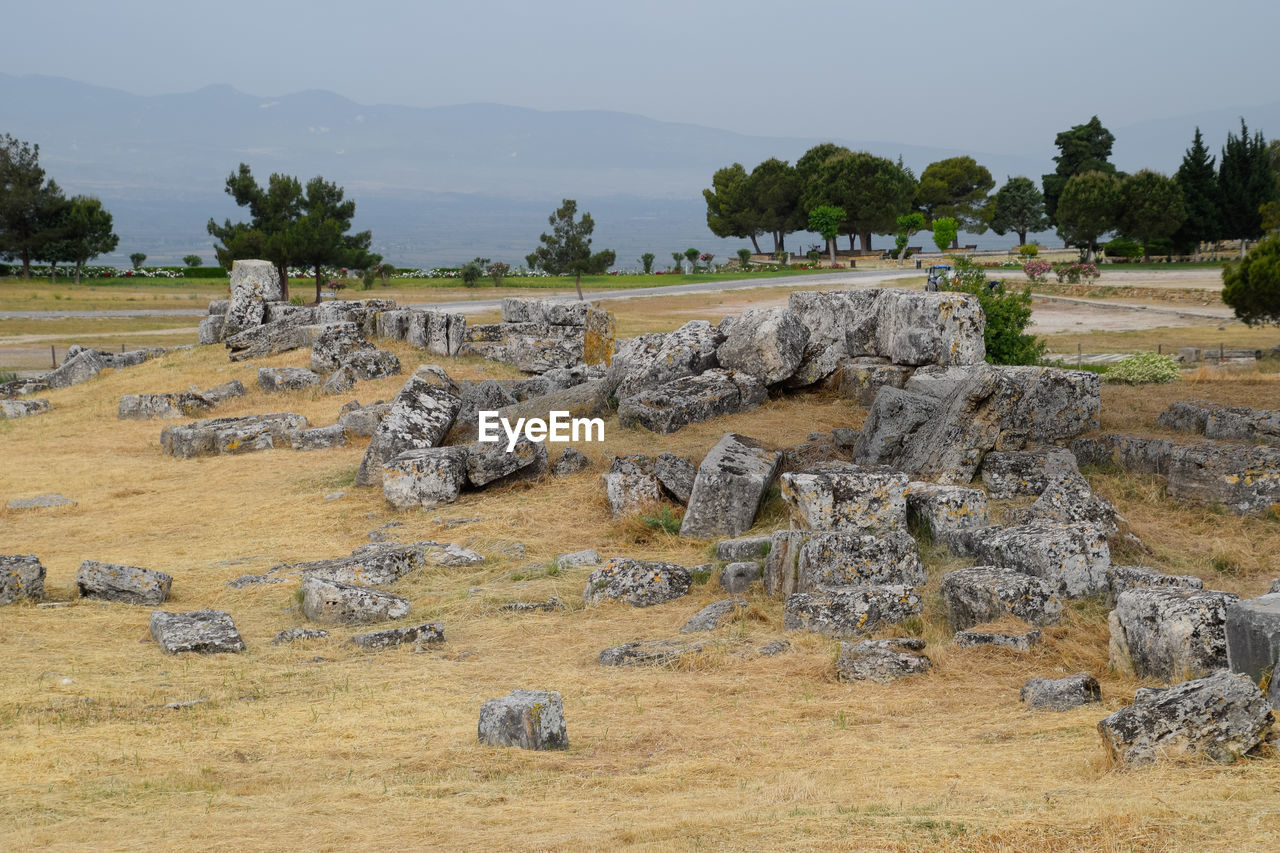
[1172,127,1222,252]
[1219,119,1280,248]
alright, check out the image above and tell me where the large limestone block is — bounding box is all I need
[616,369,766,434]
[783,585,922,638]
[781,463,909,533]
[224,318,310,361]
[77,560,172,605]
[355,369,462,487]
[160,413,307,458]
[465,434,549,487]
[257,367,322,393]
[871,290,985,366]
[940,566,1064,630]
[117,392,211,420]
[715,306,809,384]
[1225,592,1280,699]
[972,522,1110,599]
[980,447,1080,500]
[1108,587,1238,681]
[478,690,569,750]
[221,260,281,339]
[904,482,989,549]
[583,558,692,607]
[836,638,932,683]
[821,358,914,404]
[382,447,470,509]
[606,321,723,400]
[351,622,446,650]
[679,433,782,539]
[1166,443,1280,515]
[791,529,925,593]
[0,554,45,604]
[1106,565,1203,606]
[786,289,882,385]
[150,609,245,654]
[300,576,410,625]
[1021,673,1101,711]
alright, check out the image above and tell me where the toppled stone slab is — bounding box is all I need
[466,433,548,487]
[0,554,45,604]
[821,358,914,404]
[272,627,329,644]
[780,463,908,533]
[972,522,1110,599]
[715,535,772,562]
[1071,433,1173,477]
[1158,399,1280,445]
[599,638,710,667]
[320,365,356,395]
[1021,673,1101,711]
[1014,471,1129,542]
[1108,588,1238,681]
[720,561,763,594]
[351,621,445,650]
[606,320,723,400]
[681,597,747,632]
[551,447,592,477]
[940,567,1064,630]
[310,322,374,373]
[836,637,932,683]
[382,446,470,509]
[1224,593,1280,697]
[224,318,310,361]
[680,433,782,539]
[785,290,879,385]
[221,260,282,339]
[863,290,986,367]
[199,379,246,404]
[118,391,212,420]
[715,307,809,384]
[904,482,989,548]
[301,576,411,625]
[227,573,286,588]
[161,413,307,458]
[583,558,692,607]
[556,549,601,570]
[617,369,767,434]
[150,609,245,654]
[291,541,440,585]
[1166,442,1280,516]
[653,452,696,504]
[76,560,172,605]
[767,529,924,595]
[7,494,77,512]
[953,629,1042,651]
[1,398,51,419]
[980,447,1081,500]
[355,368,462,487]
[478,689,568,750]
[1107,565,1203,606]
[338,400,391,436]
[42,349,106,389]
[1097,670,1273,765]
[290,424,348,451]
[500,598,565,613]
[783,585,922,638]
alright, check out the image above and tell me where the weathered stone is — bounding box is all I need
[290,424,348,451]
[780,463,908,533]
[43,349,105,388]
[257,367,322,393]
[679,433,782,539]
[118,392,211,420]
[598,639,710,667]
[583,558,692,607]
[871,290,986,366]
[787,289,881,377]
[320,365,356,395]
[428,542,484,567]
[1071,433,1173,477]
[556,549,601,570]
[648,452,696,504]
[502,298,588,326]
[681,597,748,632]
[465,433,549,487]
[355,369,462,487]
[1098,670,1273,765]
[779,432,852,475]
[836,638,932,683]
[272,627,329,644]
[462,321,586,372]
[406,310,466,356]
[149,609,245,654]
[904,482,990,548]
[351,621,445,650]
[478,689,568,750]
[1015,471,1128,543]
[972,522,1110,599]
[720,561,762,594]
[500,598,565,613]
[217,424,273,454]
[300,576,411,625]
[382,446,469,509]
[221,260,282,339]
[1166,442,1280,515]
[551,446,592,477]
[617,369,767,434]
[767,529,924,596]
[76,560,171,605]
[952,629,1042,651]
[606,321,723,400]
[849,386,940,465]
[0,554,45,604]
[1107,565,1203,606]
[159,412,304,457]
[200,379,246,404]
[7,494,77,511]
[291,541,439,585]
[1157,399,1215,434]
[198,314,225,345]
[1224,593,1280,698]
[758,639,790,656]
[338,400,391,436]
[0,398,51,419]
[980,447,1081,499]
[821,358,915,405]
[715,535,772,562]
[715,307,809,384]
[227,573,285,588]
[1021,673,1101,711]
[940,567,1064,630]
[1109,588,1238,681]
[602,469,662,517]
[224,318,310,361]
[450,380,519,439]
[343,348,402,381]
[784,586,922,637]
[309,322,373,373]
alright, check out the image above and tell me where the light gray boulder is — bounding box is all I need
[783,585,923,637]
[617,368,767,434]
[836,637,932,683]
[406,310,466,356]
[720,561,763,594]
[1020,673,1101,711]
[583,558,692,607]
[681,597,748,632]
[972,522,1110,599]
[43,349,106,388]
[300,576,411,625]
[871,290,986,366]
[159,412,308,458]
[653,452,696,504]
[715,307,809,384]
[0,554,45,604]
[320,365,356,395]
[355,369,462,487]
[767,529,924,596]
[599,638,710,667]
[309,322,373,373]
[351,621,445,650]
[1224,593,1280,701]
[602,466,661,518]
[257,367,322,393]
[198,314,225,345]
[224,317,310,361]
[849,386,940,467]
[904,482,989,548]
[220,260,282,339]
[780,463,908,533]
[785,290,882,386]
[290,424,349,451]
[606,320,723,400]
[465,433,549,487]
[290,541,435,585]
[715,535,772,562]
[478,689,568,750]
[679,433,782,539]
[150,609,245,654]
[556,549,601,570]
[338,400,391,436]
[1107,565,1203,606]
[980,447,1081,500]
[199,379,246,404]
[382,446,470,509]
[272,628,329,645]
[940,566,1064,630]
[1097,670,1273,765]
[1166,443,1280,516]
[551,447,592,477]
[76,560,172,605]
[1,398,51,419]
[1070,433,1173,477]
[1017,471,1128,540]
[1108,588,1238,681]
[820,358,915,404]
[340,348,402,381]
[952,629,1042,651]
[118,392,211,420]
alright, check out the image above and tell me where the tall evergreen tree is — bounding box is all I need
[702,163,762,253]
[747,158,801,253]
[806,152,915,252]
[0,135,68,278]
[1219,119,1280,251]
[914,156,995,246]
[1042,116,1117,225]
[1172,127,1222,253]
[1117,170,1186,261]
[989,176,1049,246]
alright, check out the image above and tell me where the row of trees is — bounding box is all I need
[0,134,120,283]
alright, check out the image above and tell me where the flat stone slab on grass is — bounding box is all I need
[783,585,922,638]
[617,368,767,434]
[0,554,45,604]
[680,433,782,539]
[681,597,747,633]
[382,446,470,509]
[836,637,932,683]
[1109,587,1237,682]
[300,576,411,625]
[1097,670,1272,765]
[150,609,245,654]
[272,628,329,645]
[290,541,433,585]
[940,566,1064,631]
[355,367,463,487]
[257,366,322,393]
[971,522,1110,599]
[478,689,568,750]
[0,398,51,419]
[351,621,445,650]
[76,560,172,605]
[1020,673,1101,711]
[952,629,1042,651]
[780,463,908,533]
[290,424,349,451]
[7,494,77,512]
[583,558,692,608]
[1107,564,1203,605]
[556,549,601,570]
[599,638,710,667]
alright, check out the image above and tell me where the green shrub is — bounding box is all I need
[1017,243,1039,258]
[807,249,822,264]
[947,257,1046,365]
[639,253,655,274]
[460,261,483,288]
[640,506,681,535]
[736,248,752,269]
[1104,352,1180,385]
[1104,237,1142,259]
[0,371,17,384]
[181,266,231,278]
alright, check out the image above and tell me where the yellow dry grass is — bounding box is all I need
[2,317,1280,851]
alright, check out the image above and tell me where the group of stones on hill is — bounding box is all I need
[3,258,1279,762]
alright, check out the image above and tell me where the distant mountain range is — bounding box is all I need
[2,73,1276,267]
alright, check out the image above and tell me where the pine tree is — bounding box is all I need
[1172,127,1222,253]
[1041,117,1117,226]
[1219,119,1280,251]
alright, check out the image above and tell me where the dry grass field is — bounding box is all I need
[2,293,1280,851]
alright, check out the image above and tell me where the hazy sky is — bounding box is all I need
[4,0,1276,155]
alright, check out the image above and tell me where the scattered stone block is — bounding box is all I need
[940,567,1064,630]
[118,392,211,420]
[836,637,932,683]
[76,560,172,605]
[1224,592,1280,696]
[952,629,1042,651]
[904,482,989,548]
[338,400,391,436]
[606,320,723,400]
[1097,670,1272,765]
[780,463,908,533]
[382,447,470,509]
[161,413,307,458]
[257,366,322,393]
[867,290,986,366]
[351,621,445,650]
[478,689,569,750]
[583,558,692,607]
[1108,588,1238,681]
[300,576,411,625]
[715,306,809,384]
[822,358,915,405]
[1020,673,1101,711]
[1166,442,1280,515]
[224,318,310,361]
[320,365,356,395]
[0,554,45,604]
[680,433,782,539]
[715,535,771,562]
[617,369,767,433]
[291,424,348,451]
[355,368,462,487]
[465,433,549,487]
[599,639,709,667]
[1070,433,1173,477]
[767,529,924,594]
[980,447,1081,499]
[720,561,763,594]
[150,609,245,654]
[972,522,1110,599]
[7,494,77,512]
[783,585,922,638]
[0,398,51,419]
[653,452,696,504]
[291,541,443,585]
[551,447,592,477]
[220,259,282,339]
[1107,565,1203,606]
[227,573,285,588]
[556,549,601,570]
[272,628,329,645]
[500,598,564,613]
[681,597,747,632]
